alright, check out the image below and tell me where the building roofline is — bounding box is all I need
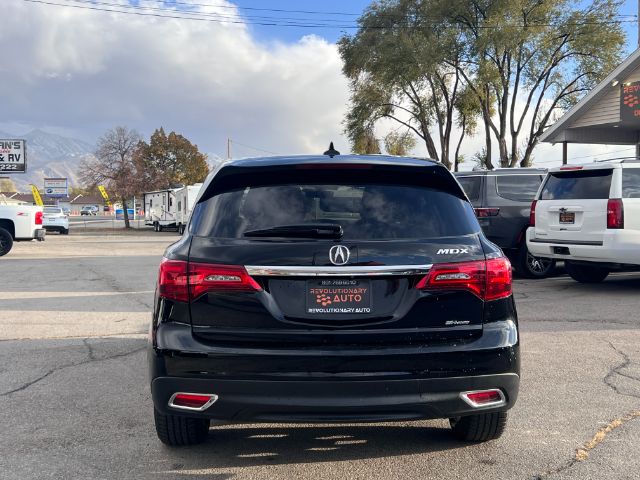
[540,47,640,143]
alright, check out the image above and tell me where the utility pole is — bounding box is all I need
[227,138,232,160]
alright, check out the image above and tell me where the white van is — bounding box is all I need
[527,160,640,282]
[175,183,202,234]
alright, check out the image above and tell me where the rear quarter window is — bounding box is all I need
[496,175,542,202]
[540,169,612,200]
[622,169,640,198]
[456,176,481,201]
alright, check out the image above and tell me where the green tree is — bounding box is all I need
[79,126,141,228]
[135,128,209,190]
[449,0,624,167]
[351,126,382,154]
[384,130,416,156]
[339,0,480,169]
[0,178,17,192]
[340,0,624,169]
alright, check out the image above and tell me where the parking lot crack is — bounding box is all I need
[0,344,145,397]
[83,338,96,360]
[603,342,640,399]
[534,342,640,479]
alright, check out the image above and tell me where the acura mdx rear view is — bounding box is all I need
[148,155,520,446]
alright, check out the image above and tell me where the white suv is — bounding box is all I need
[527,160,640,283]
[43,207,70,235]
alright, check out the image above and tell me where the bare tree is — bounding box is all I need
[80,126,141,228]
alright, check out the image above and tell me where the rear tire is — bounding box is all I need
[153,222,159,232]
[450,411,508,442]
[62,228,69,235]
[515,243,555,279]
[0,227,14,256]
[154,409,209,447]
[565,261,609,283]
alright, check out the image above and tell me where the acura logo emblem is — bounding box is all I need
[329,245,350,265]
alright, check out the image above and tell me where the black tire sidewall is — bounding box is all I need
[516,242,555,279]
[0,228,14,256]
[565,261,609,283]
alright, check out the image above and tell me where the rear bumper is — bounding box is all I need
[17,228,45,241]
[43,224,68,231]
[526,228,640,265]
[151,373,519,422]
[149,320,520,422]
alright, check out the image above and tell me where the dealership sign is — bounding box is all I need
[621,82,640,123]
[0,139,26,173]
[44,178,68,197]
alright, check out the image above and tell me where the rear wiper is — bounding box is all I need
[244,223,343,239]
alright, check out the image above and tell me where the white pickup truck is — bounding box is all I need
[0,204,46,256]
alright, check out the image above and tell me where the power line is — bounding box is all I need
[230,140,279,156]
[57,0,358,25]
[20,0,640,29]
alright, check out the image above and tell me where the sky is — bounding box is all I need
[2,0,640,167]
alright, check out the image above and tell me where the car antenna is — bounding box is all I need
[323,142,340,158]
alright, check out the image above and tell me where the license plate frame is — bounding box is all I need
[306,279,372,315]
[559,212,575,224]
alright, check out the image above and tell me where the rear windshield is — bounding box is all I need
[622,169,640,198]
[456,176,481,201]
[540,170,612,200]
[193,184,479,240]
[496,175,542,202]
[44,207,61,214]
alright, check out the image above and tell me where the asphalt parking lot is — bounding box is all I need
[1,234,639,480]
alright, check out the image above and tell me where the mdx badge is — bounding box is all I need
[437,248,470,254]
[329,245,350,265]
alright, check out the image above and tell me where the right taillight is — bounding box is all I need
[607,199,624,229]
[529,200,537,227]
[416,257,512,301]
[157,258,261,303]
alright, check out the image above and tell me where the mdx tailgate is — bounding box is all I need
[187,236,487,346]
[185,160,490,347]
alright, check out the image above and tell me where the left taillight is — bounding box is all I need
[416,257,512,301]
[35,211,43,225]
[157,258,261,303]
[158,258,190,302]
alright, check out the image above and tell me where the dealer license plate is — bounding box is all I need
[559,212,575,224]
[306,279,371,314]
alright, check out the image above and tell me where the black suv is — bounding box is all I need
[455,169,555,278]
[149,155,520,446]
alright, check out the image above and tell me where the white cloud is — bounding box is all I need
[1,0,349,157]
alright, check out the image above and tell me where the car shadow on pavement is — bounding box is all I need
[152,423,467,474]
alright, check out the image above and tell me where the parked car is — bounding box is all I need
[80,205,99,216]
[0,204,45,256]
[42,207,69,235]
[527,160,640,283]
[455,168,555,278]
[149,154,520,447]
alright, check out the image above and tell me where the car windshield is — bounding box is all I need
[194,183,479,240]
[44,208,61,214]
